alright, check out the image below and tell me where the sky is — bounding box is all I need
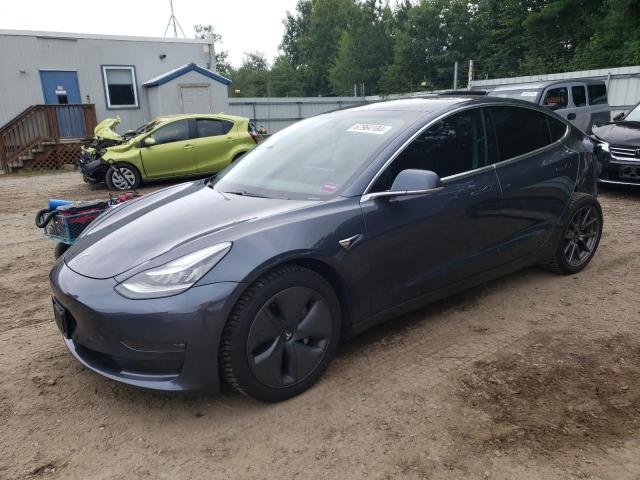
[0,0,300,67]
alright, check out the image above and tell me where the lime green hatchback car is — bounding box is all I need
[79,114,262,190]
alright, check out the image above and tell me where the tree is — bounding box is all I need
[329,0,394,96]
[232,52,271,97]
[270,56,304,96]
[281,0,357,95]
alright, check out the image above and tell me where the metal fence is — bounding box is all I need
[225,66,640,134]
[470,65,640,115]
[226,97,368,133]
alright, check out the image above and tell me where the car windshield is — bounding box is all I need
[625,104,640,122]
[213,111,415,200]
[489,89,541,103]
[136,120,159,135]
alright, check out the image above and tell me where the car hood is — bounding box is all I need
[94,117,122,142]
[64,181,318,279]
[592,122,640,146]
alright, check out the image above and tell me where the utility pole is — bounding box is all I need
[453,61,459,90]
[164,0,186,38]
[467,60,474,91]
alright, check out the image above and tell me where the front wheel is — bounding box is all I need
[545,193,603,274]
[220,265,341,402]
[105,163,140,191]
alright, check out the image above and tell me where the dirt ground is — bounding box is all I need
[1,172,639,480]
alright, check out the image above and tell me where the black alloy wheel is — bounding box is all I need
[247,287,332,388]
[564,204,600,267]
[545,192,602,275]
[220,265,341,402]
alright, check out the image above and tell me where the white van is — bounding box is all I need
[488,79,610,133]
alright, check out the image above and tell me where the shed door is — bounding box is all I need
[179,85,212,114]
[40,70,86,138]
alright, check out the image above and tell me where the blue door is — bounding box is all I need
[40,71,85,138]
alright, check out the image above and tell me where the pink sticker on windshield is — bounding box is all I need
[321,183,337,193]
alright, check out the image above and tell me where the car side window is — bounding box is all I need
[488,106,552,161]
[196,119,234,138]
[148,120,190,145]
[547,116,568,142]
[543,87,568,109]
[572,86,587,107]
[588,84,607,105]
[370,109,486,192]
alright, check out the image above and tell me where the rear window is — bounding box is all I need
[542,88,568,109]
[196,119,233,138]
[488,106,552,161]
[588,84,607,105]
[572,86,587,107]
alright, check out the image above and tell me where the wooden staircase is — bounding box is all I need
[0,104,97,173]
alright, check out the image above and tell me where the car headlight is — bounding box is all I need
[600,141,610,152]
[115,242,232,299]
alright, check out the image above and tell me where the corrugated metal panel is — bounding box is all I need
[472,66,640,87]
[227,97,368,133]
[471,66,640,109]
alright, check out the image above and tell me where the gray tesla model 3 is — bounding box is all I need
[50,97,603,402]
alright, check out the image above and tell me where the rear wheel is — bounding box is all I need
[105,163,140,191]
[220,265,341,402]
[545,193,602,274]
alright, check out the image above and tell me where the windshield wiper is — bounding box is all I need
[224,190,268,198]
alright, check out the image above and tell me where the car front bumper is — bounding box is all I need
[49,260,243,392]
[78,156,108,184]
[598,152,640,186]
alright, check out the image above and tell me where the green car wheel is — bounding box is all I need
[106,164,141,191]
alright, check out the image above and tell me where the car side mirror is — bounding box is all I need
[613,112,625,121]
[363,169,442,202]
[391,169,441,192]
[140,137,157,148]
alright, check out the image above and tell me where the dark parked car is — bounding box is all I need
[50,97,603,402]
[592,101,640,185]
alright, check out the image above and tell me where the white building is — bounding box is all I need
[0,29,231,131]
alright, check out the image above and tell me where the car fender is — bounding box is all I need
[195,197,371,328]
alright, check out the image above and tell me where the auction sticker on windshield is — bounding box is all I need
[347,124,393,135]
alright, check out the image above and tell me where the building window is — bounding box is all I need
[102,66,138,109]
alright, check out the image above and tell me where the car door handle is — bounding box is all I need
[470,184,492,196]
[225,136,234,143]
[567,113,576,120]
[183,144,194,150]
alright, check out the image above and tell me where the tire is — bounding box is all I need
[105,163,140,191]
[220,265,341,402]
[545,192,603,275]
[54,242,70,259]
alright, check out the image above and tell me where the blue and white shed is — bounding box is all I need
[143,63,232,118]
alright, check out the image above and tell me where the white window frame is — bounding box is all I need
[102,65,139,109]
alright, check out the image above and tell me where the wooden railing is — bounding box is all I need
[0,104,96,173]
